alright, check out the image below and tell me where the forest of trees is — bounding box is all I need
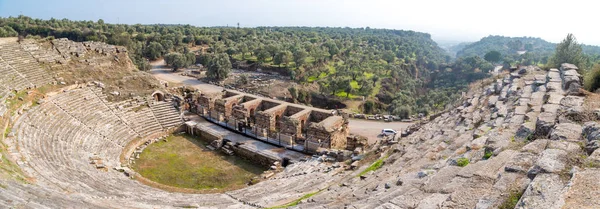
[6,16,592,117]
[455,35,600,69]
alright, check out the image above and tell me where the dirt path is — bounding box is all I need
[348,119,413,144]
[149,59,223,94]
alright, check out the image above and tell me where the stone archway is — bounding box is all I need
[152,91,165,102]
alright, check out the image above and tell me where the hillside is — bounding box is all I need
[0,16,471,117]
[457,35,555,58]
[456,35,600,67]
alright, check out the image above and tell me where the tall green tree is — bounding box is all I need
[144,41,164,60]
[484,50,501,63]
[206,53,232,81]
[164,52,187,71]
[274,50,292,67]
[549,33,584,69]
[293,49,308,67]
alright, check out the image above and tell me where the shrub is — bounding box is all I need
[238,74,248,85]
[498,189,524,209]
[483,150,493,160]
[584,63,600,92]
[456,157,470,167]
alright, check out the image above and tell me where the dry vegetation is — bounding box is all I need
[48,50,162,102]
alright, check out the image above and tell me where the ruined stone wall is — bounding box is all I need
[231,145,277,167]
[198,95,214,109]
[52,38,87,57]
[255,112,272,130]
[198,95,214,115]
[283,106,304,116]
[232,107,248,120]
[83,41,122,55]
[280,109,311,137]
[215,95,245,117]
[307,116,348,149]
[345,135,368,151]
[309,110,332,122]
[263,105,287,131]
[231,99,262,120]
[257,100,281,111]
[188,125,223,142]
[329,125,350,150]
[281,117,301,136]
[214,99,228,116]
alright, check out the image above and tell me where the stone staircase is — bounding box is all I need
[0,42,53,88]
[150,99,183,129]
[3,62,600,208]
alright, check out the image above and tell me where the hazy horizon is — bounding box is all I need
[1,0,599,45]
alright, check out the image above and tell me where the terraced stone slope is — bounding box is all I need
[2,36,600,209]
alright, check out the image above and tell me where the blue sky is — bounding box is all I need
[1,0,599,45]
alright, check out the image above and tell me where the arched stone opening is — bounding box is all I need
[152,91,165,102]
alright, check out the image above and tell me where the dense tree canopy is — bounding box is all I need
[484,51,501,63]
[206,53,232,81]
[0,15,515,116]
[456,35,600,69]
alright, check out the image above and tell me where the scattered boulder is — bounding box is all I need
[532,149,567,174]
[516,173,566,209]
[583,122,600,154]
[560,96,584,108]
[505,152,536,173]
[549,123,582,141]
[516,122,535,139]
[521,139,548,154]
[535,112,556,138]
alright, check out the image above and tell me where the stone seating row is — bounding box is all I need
[11,97,247,207]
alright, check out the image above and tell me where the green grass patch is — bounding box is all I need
[358,156,387,176]
[363,72,374,79]
[456,157,470,167]
[350,80,359,89]
[132,134,266,191]
[319,72,327,78]
[267,189,323,209]
[3,127,10,138]
[498,189,524,209]
[483,150,493,160]
[335,91,359,99]
[327,64,336,74]
[370,80,382,97]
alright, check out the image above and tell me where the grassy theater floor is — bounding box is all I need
[133,134,266,192]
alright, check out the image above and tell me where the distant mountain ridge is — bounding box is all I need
[456,35,600,59]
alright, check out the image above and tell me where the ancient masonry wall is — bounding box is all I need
[196,90,350,152]
[214,94,244,117]
[231,146,278,167]
[257,104,287,131]
[232,98,262,121]
[198,94,215,114]
[309,110,332,122]
[185,124,274,167]
[281,109,311,137]
[307,116,348,149]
